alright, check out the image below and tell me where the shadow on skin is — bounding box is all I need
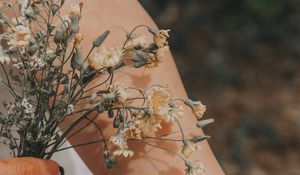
[58,110,183,174]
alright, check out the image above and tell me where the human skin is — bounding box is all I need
[0,0,225,175]
[0,157,60,175]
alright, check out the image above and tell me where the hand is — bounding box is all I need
[0,157,60,175]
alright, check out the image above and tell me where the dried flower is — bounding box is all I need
[67,104,75,114]
[185,161,205,175]
[113,147,134,158]
[148,86,172,119]
[153,29,170,48]
[182,139,197,158]
[185,99,206,120]
[7,25,32,50]
[124,123,142,140]
[109,131,127,149]
[110,83,129,103]
[74,33,84,46]
[70,3,82,17]
[147,86,181,122]
[125,36,147,48]
[146,46,169,68]
[21,98,34,115]
[0,46,10,64]
[136,114,162,135]
[155,46,169,62]
[88,48,122,70]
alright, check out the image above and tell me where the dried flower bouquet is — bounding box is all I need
[0,1,212,174]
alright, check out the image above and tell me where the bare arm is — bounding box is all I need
[60,0,224,174]
[0,0,224,174]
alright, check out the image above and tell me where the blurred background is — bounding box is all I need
[140,0,300,174]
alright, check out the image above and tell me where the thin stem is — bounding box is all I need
[141,139,186,162]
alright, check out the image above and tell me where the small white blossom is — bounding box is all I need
[0,46,10,64]
[110,83,129,103]
[67,104,75,114]
[113,147,134,158]
[110,131,127,149]
[8,25,32,50]
[88,48,122,70]
[21,98,34,115]
[185,161,205,175]
[125,36,147,48]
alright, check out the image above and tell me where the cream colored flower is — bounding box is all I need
[124,123,142,140]
[136,115,162,135]
[70,3,82,17]
[185,161,205,175]
[146,46,169,68]
[0,46,10,64]
[8,25,32,50]
[185,99,206,120]
[88,48,122,70]
[153,29,170,48]
[74,33,84,46]
[147,86,182,122]
[156,46,169,62]
[125,36,147,48]
[148,86,172,119]
[109,131,127,149]
[113,147,134,158]
[110,83,129,103]
[181,139,197,158]
[110,129,134,158]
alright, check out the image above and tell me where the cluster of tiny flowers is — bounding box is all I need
[0,1,212,174]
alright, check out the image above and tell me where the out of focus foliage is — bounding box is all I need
[140,0,300,174]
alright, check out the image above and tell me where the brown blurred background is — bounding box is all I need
[140,0,300,174]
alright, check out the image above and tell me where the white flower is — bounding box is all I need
[8,25,32,50]
[185,99,206,120]
[88,48,122,70]
[181,139,197,158]
[110,83,129,103]
[185,161,205,175]
[21,98,34,115]
[17,0,29,16]
[110,130,134,158]
[67,104,75,114]
[125,36,147,48]
[113,147,134,158]
[0,46,10,64]
[110,131,127,149]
